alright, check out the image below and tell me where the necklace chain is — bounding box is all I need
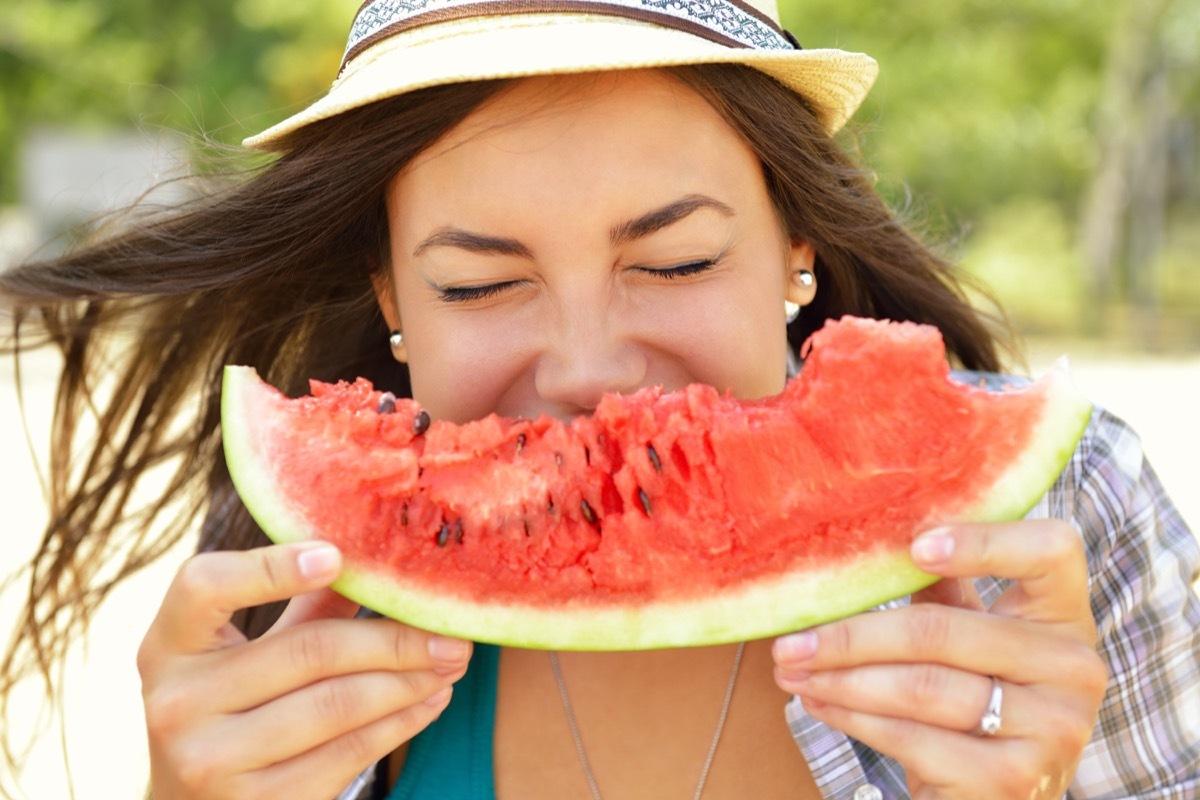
[548,642,746,800]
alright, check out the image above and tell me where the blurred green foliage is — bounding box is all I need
[778,0,1199,344]
[783,0,1114,221]
[1,0,345,197]
[2,0,1198,344]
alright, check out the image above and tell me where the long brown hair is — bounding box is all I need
[0,63,1007,769]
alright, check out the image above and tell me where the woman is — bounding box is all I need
[2,1,1197,798]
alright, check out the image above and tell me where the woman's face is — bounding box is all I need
[379,69,815,423]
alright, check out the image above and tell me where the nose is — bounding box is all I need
[533,306,648,414]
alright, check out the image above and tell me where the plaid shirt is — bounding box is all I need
[343,404,1200,800]
[789,405,1200,800]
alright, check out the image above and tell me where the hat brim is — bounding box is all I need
[244,14,877,150]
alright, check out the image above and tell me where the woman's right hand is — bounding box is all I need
[137,541,471,800]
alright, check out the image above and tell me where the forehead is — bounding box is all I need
[407,69,748,168]
[391,69,760,207]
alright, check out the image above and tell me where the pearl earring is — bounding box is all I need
[388,330,406,361]
[786,270,815,324]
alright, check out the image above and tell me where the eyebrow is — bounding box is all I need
[610,194,735,245]
[411,194,735,258]
[412,229,533,259]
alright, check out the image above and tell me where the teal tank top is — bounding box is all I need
[386,643,499,799]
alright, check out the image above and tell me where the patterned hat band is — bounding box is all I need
[342,0,800,74]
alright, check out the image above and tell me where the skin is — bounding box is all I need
[379,72,815,421]
[138,70,1106,799]
[780,522,1107,799]
[139,542,470,798]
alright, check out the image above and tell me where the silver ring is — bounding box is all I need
[973,675,1004,736]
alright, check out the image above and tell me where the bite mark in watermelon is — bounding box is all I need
[221,316,1092,650]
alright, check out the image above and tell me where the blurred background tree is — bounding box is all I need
[781,0,1200,347]
[0,0,344,175]
[2,0,1198,346]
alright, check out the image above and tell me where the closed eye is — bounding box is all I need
[435,280,524,304]
[434,257,718,302]
[639,259,717,279]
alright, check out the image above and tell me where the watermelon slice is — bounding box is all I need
[221,316,1092,650]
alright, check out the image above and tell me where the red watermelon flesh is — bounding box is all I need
[222,316,1092,649]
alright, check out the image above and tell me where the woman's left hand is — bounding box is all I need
[773,520,1108,800]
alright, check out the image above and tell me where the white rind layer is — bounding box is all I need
[960,361,1093,523]
[221,363,1093,651]
[222,367,315,546]
[337,546,936,650]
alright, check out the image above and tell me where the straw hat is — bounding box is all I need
[244,0,877,150]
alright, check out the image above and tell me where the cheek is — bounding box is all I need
[648,282,790,399]
[402,309,536,423]
[711,313,790,398]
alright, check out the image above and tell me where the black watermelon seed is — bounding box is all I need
[516,433,526,453]
[412,409,431,435]
[580,499,598,526]
[436,523,450,547]
[377,392,397,414]
[637,488,652,516]
[647,443,662,473]
[453,520,464,544]
[401,503,408,526]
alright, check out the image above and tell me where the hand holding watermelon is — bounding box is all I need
[217,315,1101,799]
[773,519,1107,800]
[137,542,470,799]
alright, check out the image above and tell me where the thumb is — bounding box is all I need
[909,529,986,611]
[148,542,344,656]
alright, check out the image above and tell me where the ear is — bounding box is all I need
[784,240,818,307]
[371,271,401,333]
[371,271,409,362]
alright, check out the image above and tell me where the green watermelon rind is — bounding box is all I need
[334,547,937,649]
[221,362,1092,651]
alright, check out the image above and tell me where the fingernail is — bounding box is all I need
[775,631,818,662]
[296,543,341,580]
[424,686,452,708]
[428,636,470,666]
[912,528,955,564]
